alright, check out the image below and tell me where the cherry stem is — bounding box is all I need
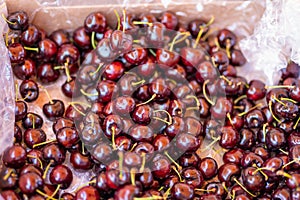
[282,158,300,169]
[280,97,298,104]
[251,165,269,181]
[169,32,190,52]
[200,136,220,152]
[268,100,281,124]
[238,103,262,117]
[3,168,13,181]
[186,95,200,107]
[171,166,184,182]
[91,32,97,49]
[69,101,91,108]
[133,21,153,26]
[136,94,156,106]
[214,37,221,50]
[227,113,233,126]
[276,170,293,179]
[122,9,126,32]
[272,95,287,107]
[158,186,164,191]
[234,94,247,104]
[139,152,146,173]
[134,196,163,200]
[64,59,72,82]
[15,82,19,101]
[68,102,86,116]
[193,26,204,49]
[279,148,288,155]
[1,13,16,25]
[130,168,137,186]
[36,190,57,200]
[164,151,181,171]
[149,49,156,56]
[294,116,300,130]
[111,126,116,150]
[221,182,229,193]
[27,113,35,129]
[220,75,232,85]
[167,33,191,48]
[27,155,43,169]
[5,31,9,46]
[262,123,268,143]
[153,110,172,125]
[24,46,39,52]
[265,85,295,89]
[225,39,231,59]
[82,142,85,155]
[233,105,244,110]
[233,177,257,197]
[132,79,145,86]
[194,188,216,193]
[39,85,53,104]
[50,184,60,198]
[114,9,121,31]
[43,160,53,179]
[130,143,137,152]
[133,40,140,43]
[203,80,215,105]
[163,187,172,199]
[33,139,56,149]
[118,151,124,179]
[80,89,98,97]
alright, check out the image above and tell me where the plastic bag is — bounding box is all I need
[0,1,15,156]
[1,0,270,195]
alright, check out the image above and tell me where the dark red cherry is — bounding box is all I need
[14,124,22,143]
[199,157,218,180]
[24,128,46,149]
[179,152,199,168]
[271,187,291,200]
[18,173,43,194]
[37,63,60,84]
[196,61,218,83]
[97,80,118,103]
[49,29,70,46]
[188,19,209,38]
[223,148,244,165]
[129,125,154,142]
[57,44,80,65]
[15,100,27,121]
[106,168,130,189]
[43,99,65,121]
[181,47,206,67]
[53,117,74,134]
[241,152,264,168]
[84,12,107,33]
[27,149,45,168]
[218,163,240,186]
[92,142,113,163]
[65,103,85,121]
[219,126,240,149]
[62,76,80,98]
[37,39,57,62]
[75,186,100,200]
[152,154,171,179]
[56,127,79,148]
[156,49,180,68]
[20,24,40,46]
[171,182,194,200]
[42,143,66,165]
[8,43,26,64]
[289,145,300,169]
[124,47,148,65]
[0,167,18,189]
[176,133,201,152]
[110,30,133,52]
[230,49,246,66]
[2,145,26,168]
[217,29,237,48]
[274,100,299,120]
[114,185,140,200]
[95,38,116,61]
[153,135,170,151]
[146,22,166,48]
[160,11,178,30]
[245,109,266,128]
[0,190,21,200]
[148,78,171,101]
[61,192,75,200]
[22,112,43,129]
[13,59,36,80]
[7,11,29,30]
[210,97,233,120]
[246,80,266,101]
[73,27,91,49]
[102,61,125,81]
[265,127,286,150]
[49,164,73,189]
[238,128,255,149]
[205,182,227,198]
[242,167,265,192]
[211,51,229,72]
[19,79,39,102]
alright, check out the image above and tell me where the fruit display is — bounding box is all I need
[0,5,300,200]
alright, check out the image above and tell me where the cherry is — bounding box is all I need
[65,103,85,121]
[242,167,265,193]
[274,100,299,120]
[238,128,255,149]
[22,112,43,129]
[84,12,107,33]
[21,24,40,46]
[13,59,36,80]
[18,172,43,194]
[36,38,57,61]
[0,190,20,200]
[92,142,113,163]
[24,128,46,149]
[97,80,118,103]
[57,44,80,65]
[246,80,266,101]
[210,97,233,120]
[156,49,180,68]
[218,163,241,186]
[43,99,65,121]
[0,167,18,189]
[110,30,133,53]
[8,43,26,64]
[230,49,246,66]
[176,133,201,152]
[7,11,29,30]
[129,124,154,142]
[188,19,209,38]
[184,117,203,137]
[181,47,206,68]
[168,99,186,118]
[56,127,79,148]
[245,109,266,128]
[114,184,140,200]
[171,182,194,200]
[119,12,137,32]
[49,164,73,189]
[15,100,27,121]
[196,61,218,83]
[205,182,227,198]
[62,76,80,98]
[73,26,91,49]
[217,29,237,48]
[14,124,22,143]
[19,79,39,102]
[179,152,199,168]
[37,63,60,84]
[148,78,171,101]
[223,148,244,165]
[95,38,116,61]
[49,29,70,46]
[211,51,229,72]
[27,149,45,168]
[42,143,66,165]
[199,157,218,180]
[271,187,291,200]
[106,168,130,189]
[153,135,170,151]
[139,13,157,27]
[241,152,264,168]
[102,61,125,81]
[146,22,166,48]
[75,186,100,200]
[152,154,171,178]
[124,47,148,65]
[253,145,270,161]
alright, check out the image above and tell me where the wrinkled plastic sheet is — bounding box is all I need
[6,0,300,196]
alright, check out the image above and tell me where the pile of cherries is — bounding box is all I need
[1,8,300,200]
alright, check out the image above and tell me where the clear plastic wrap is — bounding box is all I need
[0,1,15,156]
[1,0,268,195]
